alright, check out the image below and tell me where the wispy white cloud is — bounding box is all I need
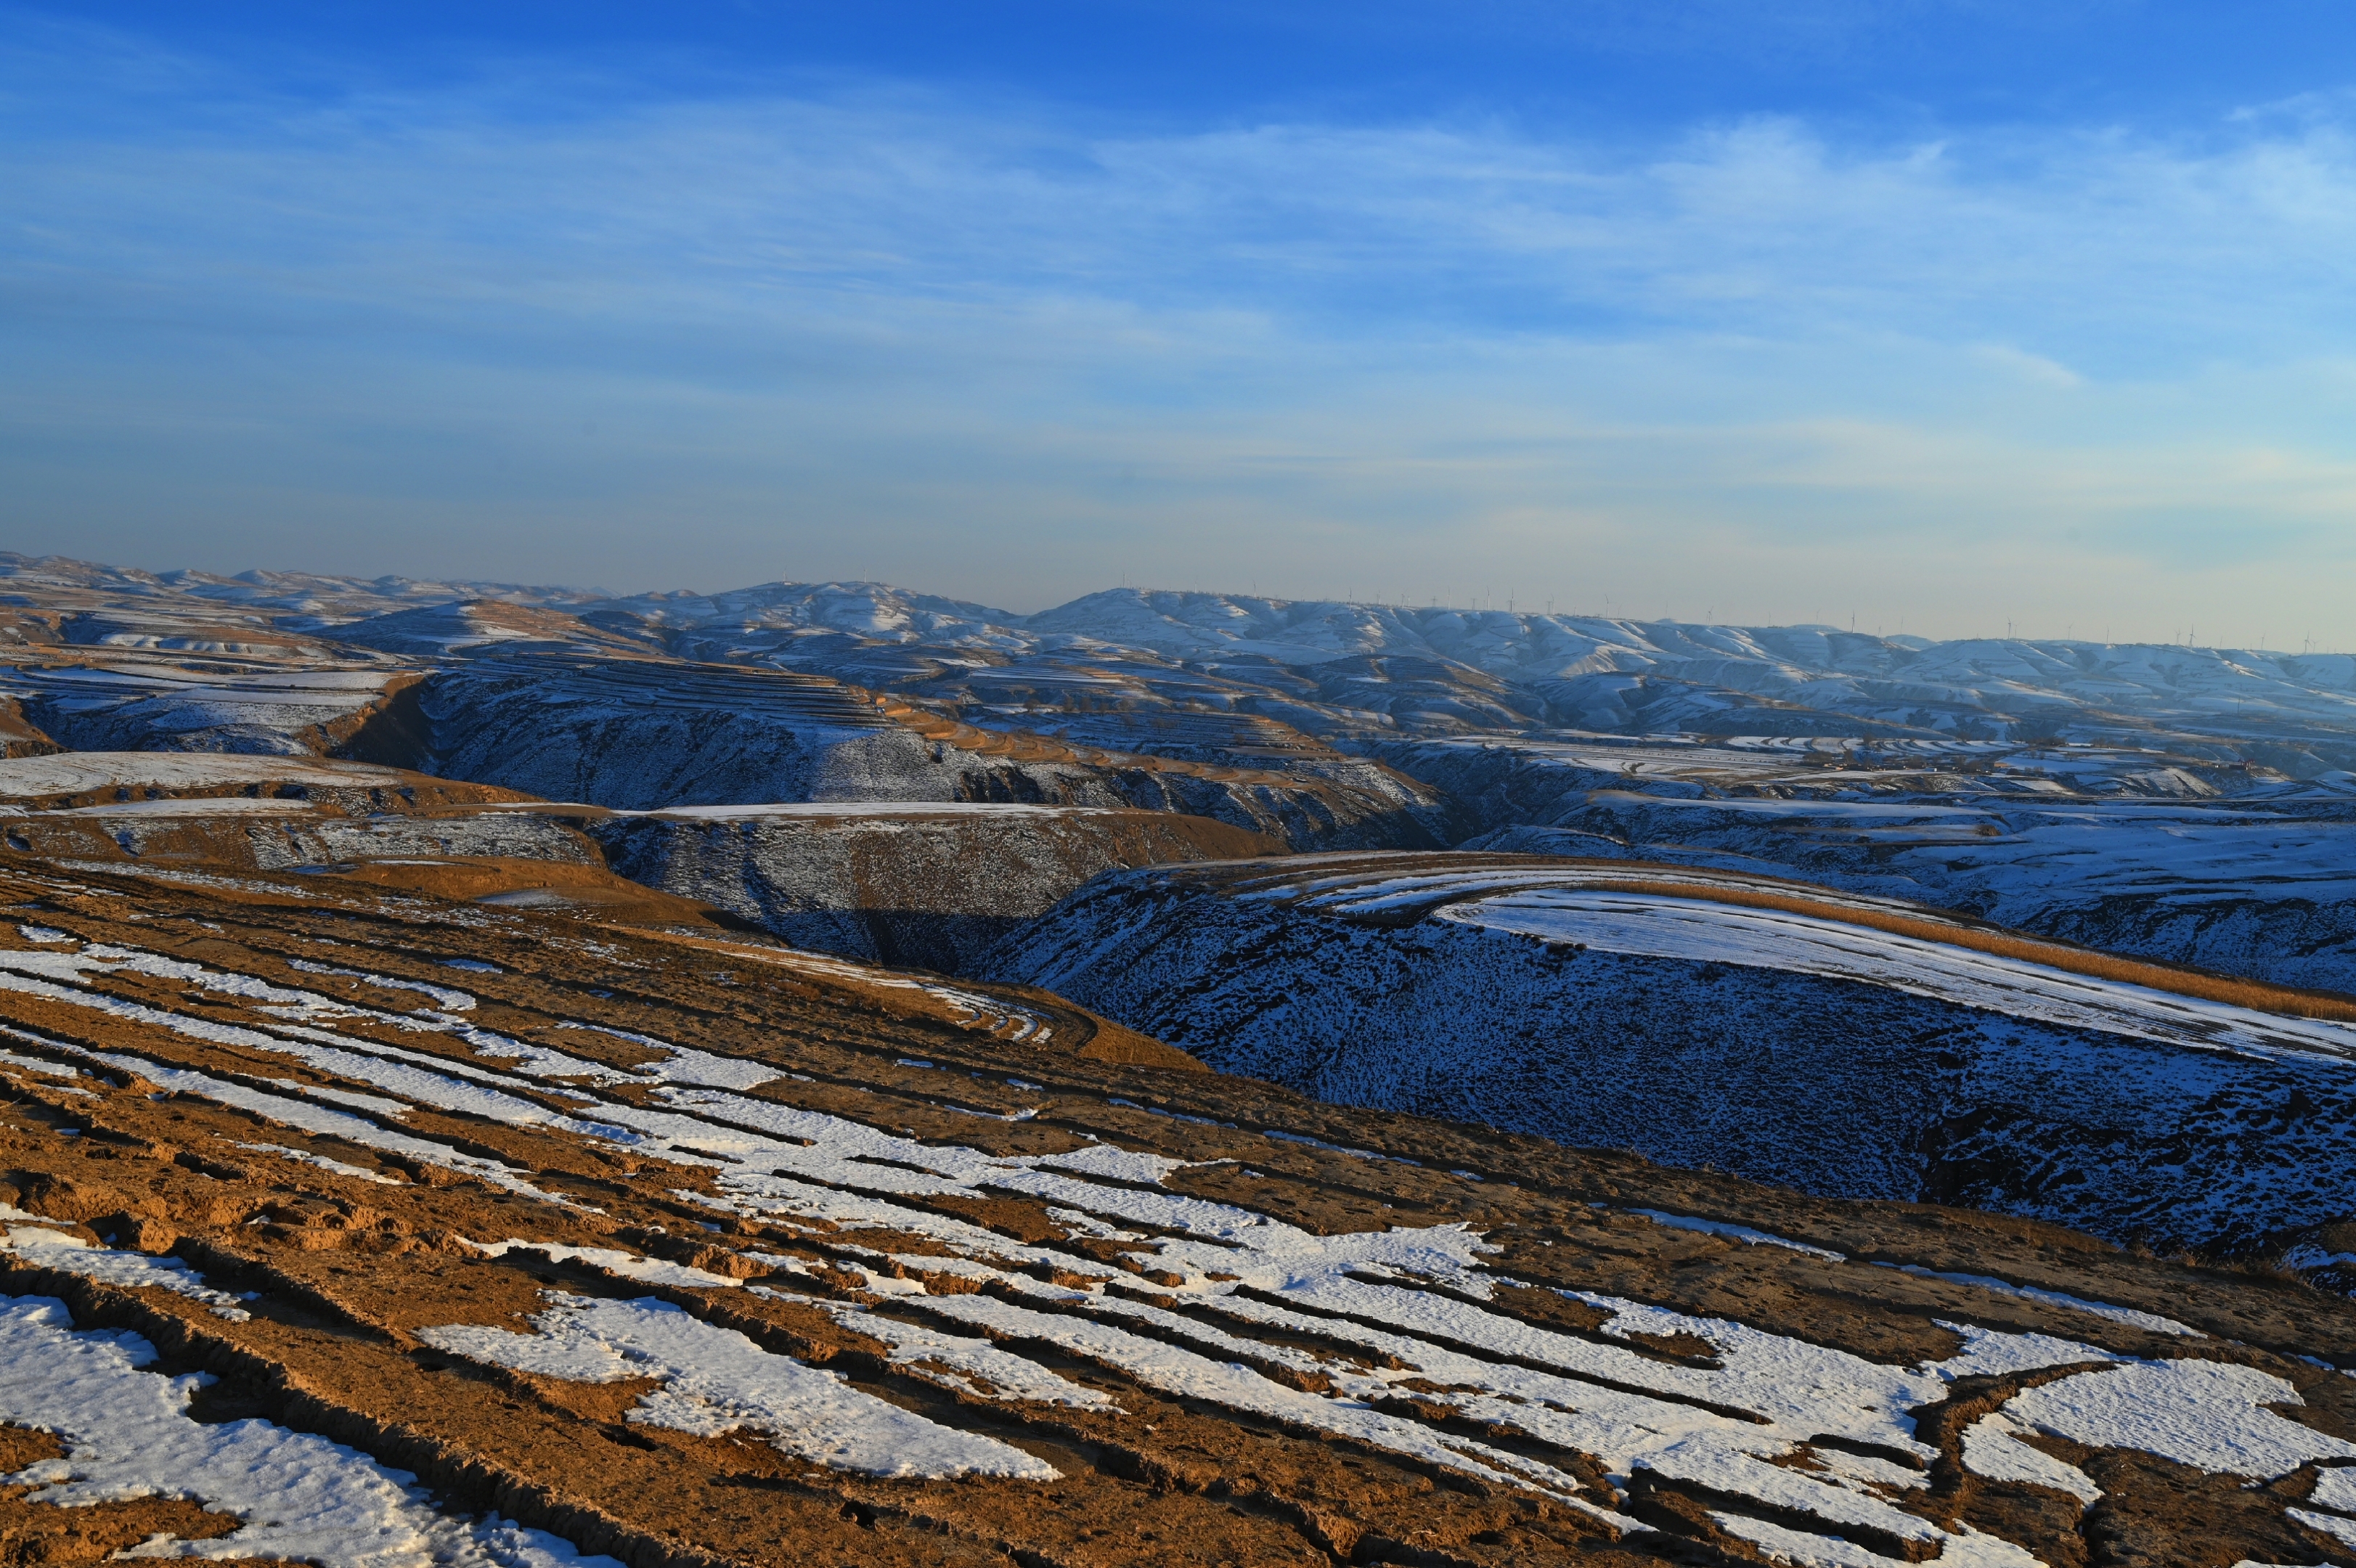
[4,16,2355,641]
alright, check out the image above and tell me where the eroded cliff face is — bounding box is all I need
[986,853,2356,1255]
[589,803,1279,971]
[391,657,1459,850]
[0,755,1293,969]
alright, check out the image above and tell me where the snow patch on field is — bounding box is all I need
[758,1286,1118,1408]
[1,1206,250,1318]
[1963,1412,2103,1503]
[2290,1508,2356,1551]
[0,1296,617,1568]
[25,927,2356,1565]
[2307,1464,2356,1511]
[290,957,476,1011]
[420,1294,1059,1480]
[1998,1358,2356,1477]
[554,1021,784,1092]
[913,1287,1607,1506]
[0,1045,84,1080]
[25,1032,568,1202]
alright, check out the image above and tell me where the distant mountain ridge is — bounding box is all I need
[9,552,2355,751]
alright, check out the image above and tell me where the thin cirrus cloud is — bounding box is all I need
[4,16,2355,642]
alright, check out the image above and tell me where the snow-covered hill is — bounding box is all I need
[1374,736,2356,992]
[988,852,2356,1253]
[531,576,2356,749]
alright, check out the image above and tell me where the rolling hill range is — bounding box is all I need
[11,552,2356,1561]
[14,552,2356,759]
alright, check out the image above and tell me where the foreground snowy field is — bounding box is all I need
[3,856,2355,1564]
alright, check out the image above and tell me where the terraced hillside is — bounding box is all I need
[0,753,614,893]
[0,754,1296,965]
[377,654,1454,850]
[988,852,2356,1255]
[0,653,418,756]
[6,857,2356,1566]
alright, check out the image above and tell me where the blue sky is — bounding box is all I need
[7,3,2356,642]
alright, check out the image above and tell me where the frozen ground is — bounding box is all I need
[0,658,409,756]
[0,751,425,799]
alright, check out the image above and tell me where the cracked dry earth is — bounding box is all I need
[2,858,2356,1567]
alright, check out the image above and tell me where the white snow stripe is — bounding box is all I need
[1430,889,2356,1066]
[907,1289,1610,1510]
[0,1296,617,1568]
[290,957,477,1010]
[753,1285,1116,1408]
[234,1143,405,1185]
[420,1294,1058,1480]
[0,1209,250,1319]
[23,1034,569,1204]
[1629,1209,1846,1262]
[460,1238,741,1289]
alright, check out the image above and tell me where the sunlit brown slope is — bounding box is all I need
[0,857,2354,1564]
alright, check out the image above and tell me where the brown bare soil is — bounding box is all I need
[0,700,58,759]
[0,854,2352,1566]
[304,852,758,929]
